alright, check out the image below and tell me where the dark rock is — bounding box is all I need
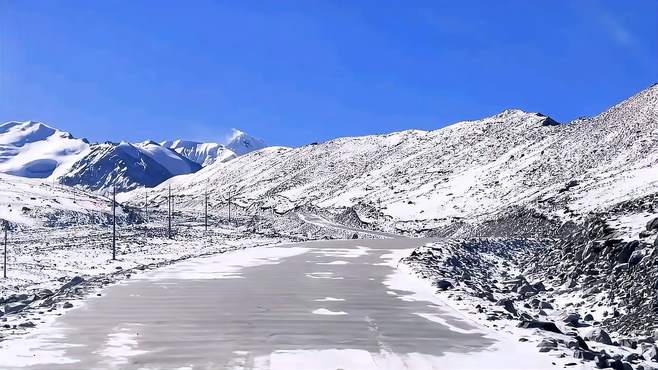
[5,294,29,304]
[496,298,517,315]
[583,327,613,345]
[629,250,645,266]
[646,217,658,231]
[574,336,590,351]
[615,241,637,264]
[561,312,580,326]
[518,283,538,297]
[583,313,594,321]
[624,352,641,362]
[605,358,624,370]
[537,338,558,348]
[574,350,597,361]
[531,281,546,292]
[351,233,359,239]
[619,338,638,349]
[62,302,73,309]
[3,302,28,314]
[435,279,453,290]
[539,301,553,309]
[517,320,562,334]
[595,354,610,369]
[18,321,35,328]
[59,276,84,292]
[35,289,54,300]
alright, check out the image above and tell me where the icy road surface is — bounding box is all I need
[0,239,554,369]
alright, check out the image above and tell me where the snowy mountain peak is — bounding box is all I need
[225,129,266,156]
[161,139,236,167]
[0,120,90,179]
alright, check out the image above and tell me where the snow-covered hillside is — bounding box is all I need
[59,141,200,192]
[126,84,658,237]
[161,139,236,166]
[0,121,89,179]
[0,173,127,227]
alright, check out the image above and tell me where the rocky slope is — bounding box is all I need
[126,84,658,239]
[402,238,658,370]
[59,141,201,192]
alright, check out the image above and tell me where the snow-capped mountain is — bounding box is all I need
[126,84,658,238]
[0,121,90,179]
[225,129,266,156]
[59,141,200,192]
[160,139,236,166]
[0,122,263,192]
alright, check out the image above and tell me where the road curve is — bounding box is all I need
[0,238,552,370]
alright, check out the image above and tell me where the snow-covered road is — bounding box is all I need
[0,239,555,369]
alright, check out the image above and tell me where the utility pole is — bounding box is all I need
[3,220,7,279]
[204,189,208,231]
[112,185,116,260]
[145,192,149,223]
[228,189,232,224]
[168,185,172,239]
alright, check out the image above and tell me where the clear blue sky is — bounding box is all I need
[1,1,656,147]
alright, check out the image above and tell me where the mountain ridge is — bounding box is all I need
[125,84,658,240]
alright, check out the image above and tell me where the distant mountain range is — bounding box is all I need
[0,121,265,192]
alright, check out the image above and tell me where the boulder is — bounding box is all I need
[59,276,84,292]
[629,249,645,266]
[625,352,642,362]
[537,338,558,348]
[35,289,54,300]
[646,217,658,231]
[531,281,546,292]
[517,320,562,334]
[615,241,637,264]
[582,327,613,345]
[435,279,453,290]
[641,344,658,361]
[496,298,517,315]
[561,312,580,326]
[62,302,73,309]
[539,301,553,309]
[603,359,624,370]
[595,354,610,369]
[3,302,27,314]
[573,349,597,361]
[619,338,637,349]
